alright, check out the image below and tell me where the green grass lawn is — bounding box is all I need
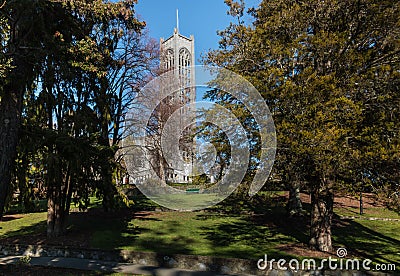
[334,204,400,219]
[89,210,297,259]
[148,193,225,211]
[333,218,400,268]
[0,212,47,239]
[1,194,399,272]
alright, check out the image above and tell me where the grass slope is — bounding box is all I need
[0,194,399,272]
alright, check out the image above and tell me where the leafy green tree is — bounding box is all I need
[204,0,399,251]
[36,0,149,236]
[0,1,156,238]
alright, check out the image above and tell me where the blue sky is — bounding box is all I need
[135,0,261,64]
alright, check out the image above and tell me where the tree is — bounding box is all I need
[203,0,399,251]
[0,0,155,237]
[37,0,150,236]
[0,0,56,219]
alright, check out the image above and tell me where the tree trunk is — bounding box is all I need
[309,187,334,252]
[286,181,303,216]
[46,157,70,237]
[99,124,117,212]
[47,189,62,238]
[47,203,68,237]
[17,155,35,212]
[47,183,70,238]
[0,91,20,219]
[101,164,115,212]
[0,5,34,220]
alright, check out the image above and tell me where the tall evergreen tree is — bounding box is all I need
[0,0,54,219]
[204,0,399,251]
[0,1,155,238]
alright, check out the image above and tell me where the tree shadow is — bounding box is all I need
[66,207,197,256]
[201,193,312,248]
[129,193,160,212]
[196,210,300,260]
[95,214,197,256]
[2,200,219,258]
[1,195,398,272]
[132,235,195,255]
[0,215,24,222]
[67,208,161,250]
[197,196,400,271]
[0,208,162,250]
[0,219,48,245]
[333,216,400,267]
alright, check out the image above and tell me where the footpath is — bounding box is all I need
[0,255,221,275]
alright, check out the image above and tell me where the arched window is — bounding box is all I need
[179,47,191,70]
[178,47,191,89]
[164,48,174,70]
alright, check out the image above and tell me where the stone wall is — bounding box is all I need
[0,244,392,275]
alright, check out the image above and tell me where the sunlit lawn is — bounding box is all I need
[1,194,399,272]
[333,218,400,268]
[90,210,297,259]
[334,204,400,220]
[0,212,47,238]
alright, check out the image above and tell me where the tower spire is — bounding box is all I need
[176,9,179,33]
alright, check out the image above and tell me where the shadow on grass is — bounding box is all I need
[67,208,159,250]
[333,217,400,268]
[123,215,197,255]
[129,193,160,212]
[1,215,24,222]
[196,207,308,260]
[131,235,195,255]
[1,192,399,272]
[0,220,47,244]
[0,206,197,256]
[68,208,197,255]
[198,194,400,269]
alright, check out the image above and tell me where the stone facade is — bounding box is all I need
[128,25,196,185]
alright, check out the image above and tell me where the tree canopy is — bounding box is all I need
[0,0,157,236]
[203,0,399,251]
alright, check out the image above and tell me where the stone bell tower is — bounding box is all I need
[159,10,196,184]
[160,9,195,105]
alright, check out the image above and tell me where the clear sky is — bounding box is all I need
[135,0,261,64]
